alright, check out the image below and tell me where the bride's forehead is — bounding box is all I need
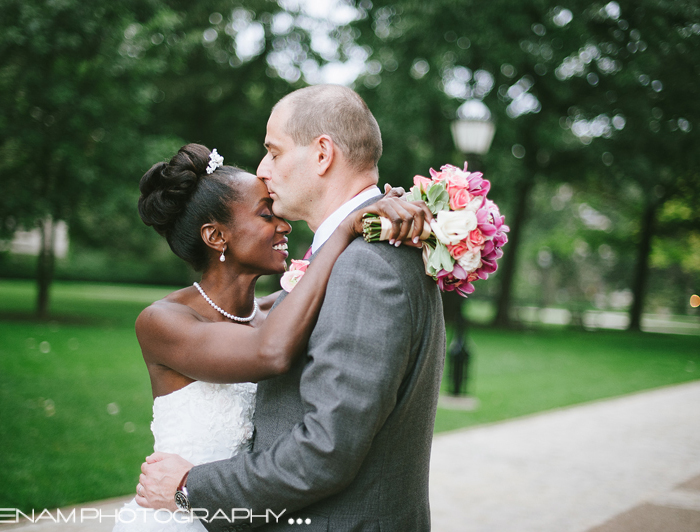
[234,172,270,201]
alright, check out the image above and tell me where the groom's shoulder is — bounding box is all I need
[332,237,433,292]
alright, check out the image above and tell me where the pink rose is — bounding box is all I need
[280,270,304,292]
[289,259,309,273]
[280,259,310,292]
[447,240,469,259]
[413,174,433,193]
[448,187,473,210]
[429,167,448,182]
[467,229,485,250]
[440,166,475,210]
[445,170,470,192]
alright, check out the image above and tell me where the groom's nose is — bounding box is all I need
[257,156,270,181]
[259,175,272,194]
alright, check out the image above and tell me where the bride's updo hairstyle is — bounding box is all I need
[138,143,241,271]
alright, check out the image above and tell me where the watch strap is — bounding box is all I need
[177,470,190,492]
[175,470,191,512]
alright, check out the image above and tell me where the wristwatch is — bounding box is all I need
[175,470,191,512]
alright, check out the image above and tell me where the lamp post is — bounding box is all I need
[451,99,496,156]
[445,99,495,400]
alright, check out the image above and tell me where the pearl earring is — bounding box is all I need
[219,244,226,263]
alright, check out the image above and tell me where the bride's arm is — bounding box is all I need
[135,197,432,384]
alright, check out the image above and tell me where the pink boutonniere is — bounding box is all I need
[280,259,310,292]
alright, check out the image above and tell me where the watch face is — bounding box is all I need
[175,490,190,511]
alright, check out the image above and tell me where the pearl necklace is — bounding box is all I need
[193,282,258,323]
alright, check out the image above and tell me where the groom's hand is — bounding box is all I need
[136,452,193,511]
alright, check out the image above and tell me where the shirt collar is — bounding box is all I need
[311,185,382,254]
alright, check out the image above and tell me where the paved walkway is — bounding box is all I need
[4,381,700,531]
[430,380,700,532]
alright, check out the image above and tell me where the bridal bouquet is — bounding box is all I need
[362,163,509,297]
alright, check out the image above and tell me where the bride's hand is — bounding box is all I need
[347,196,433,248]
[383,183,406,199]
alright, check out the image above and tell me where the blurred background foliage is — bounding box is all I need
[0,0,699,328]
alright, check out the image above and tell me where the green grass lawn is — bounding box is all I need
[0,321,152,512]
[1,279,699,512]
[435,328,699,432]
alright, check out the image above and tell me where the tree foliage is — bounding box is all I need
[346,0,700,326]
[1,0,698,325]
[0,0,319,313]
[0,0,174,314]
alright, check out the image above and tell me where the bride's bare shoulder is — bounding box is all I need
[160,285,195,305]
[136,288,201,331]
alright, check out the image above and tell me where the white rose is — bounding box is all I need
[464,195,485,213]
[457,249,482,272]
[422,243,432,276]
[430,210,478,246]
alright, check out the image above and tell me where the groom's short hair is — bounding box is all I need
[276,85,383,171]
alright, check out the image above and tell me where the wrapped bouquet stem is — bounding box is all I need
[362,214,433,243]
[362,162,509,298]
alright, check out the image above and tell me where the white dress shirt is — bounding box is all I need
[311,185,382,254]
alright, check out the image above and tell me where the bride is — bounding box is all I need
[113,143,430,531]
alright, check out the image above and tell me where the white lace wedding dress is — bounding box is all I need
[113,380,256,531]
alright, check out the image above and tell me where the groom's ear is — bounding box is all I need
[314,134,334,176]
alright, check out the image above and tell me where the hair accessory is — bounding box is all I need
[219,244,226,263]
[193,282,258,322]
[206,149,224,174]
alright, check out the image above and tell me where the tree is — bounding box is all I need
[0,0,328,313]
[348,0,596,326]
[555,0,700,329]
[347,0,700,329]
[0,0,167,317]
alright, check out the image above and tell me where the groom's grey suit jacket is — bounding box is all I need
[188,196,446,531]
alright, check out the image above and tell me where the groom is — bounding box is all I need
[139,85,445,531]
